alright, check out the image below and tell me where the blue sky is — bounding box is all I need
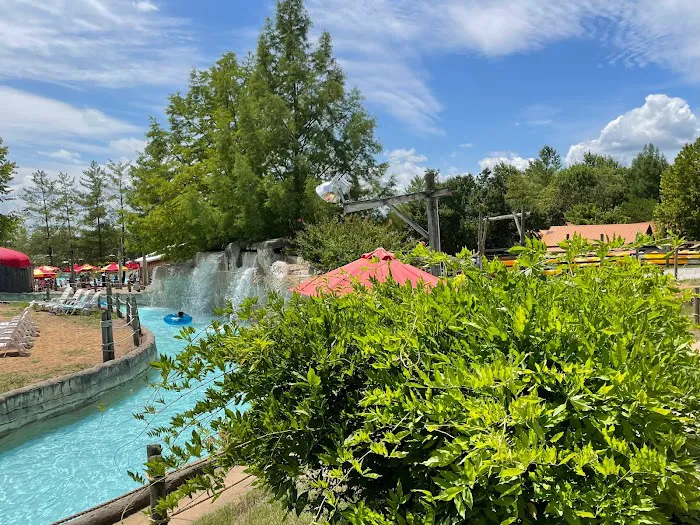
[1,0,699,208]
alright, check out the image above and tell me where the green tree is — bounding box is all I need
[56,171,78,270]
[656,138,700,238]
[128,0,387,259]
[0,138,18,242]
[107,160,130,266]
[78,161,111,260]
[21,170,57,264]
[293,214,412,272]
[626,144,668,201]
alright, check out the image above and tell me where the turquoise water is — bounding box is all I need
[0,307,221,525]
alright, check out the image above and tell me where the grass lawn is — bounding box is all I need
[193,490,313,525]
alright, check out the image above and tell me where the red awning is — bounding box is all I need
[293,248,439,297]
[0,247,31,268]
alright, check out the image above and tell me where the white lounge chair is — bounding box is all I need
[31,287,74,311]
[53,289,92,314]
[64,290,103,315]
[0,308,38,352]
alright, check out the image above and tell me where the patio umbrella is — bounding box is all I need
[78,264,99,273]
[37,265,60,274]
[292,248,439,297]
[63,264,83,273]
[125,261,140,270]
[33,268,57,279]
[101,262,119,272]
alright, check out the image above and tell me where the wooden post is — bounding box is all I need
[147,444,169,525]
[106,284,113,313]
[424,171,441,276]
[520,205,525,245]
[694,288,699,325]
[142,253,149,288]
[132,298,141,346]
[115,294,123,319]
[101,310,115,362]
[126,299,132,325]
[674,247,679,279]
[45,287,50,301]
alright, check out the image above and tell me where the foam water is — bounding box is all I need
[0,308,236,525]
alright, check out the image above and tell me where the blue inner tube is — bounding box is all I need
[164,313,192,325]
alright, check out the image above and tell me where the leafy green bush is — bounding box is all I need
[292,215,413,272]
[153,242,700,524]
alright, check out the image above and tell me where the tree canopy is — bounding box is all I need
[128,0,386,259]
[656,137,700,238]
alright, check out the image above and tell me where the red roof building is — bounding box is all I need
[539,222,655,251]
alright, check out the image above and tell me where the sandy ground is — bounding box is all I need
[116,467,255,524]
[0,303,137,394]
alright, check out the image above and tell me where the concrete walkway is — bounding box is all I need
[114,467,255,524]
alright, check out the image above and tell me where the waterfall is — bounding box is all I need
[225,251,261,309]
[148,252,225,315]
[147,242,313,315]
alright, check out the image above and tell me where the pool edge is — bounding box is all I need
[0,326,157,438]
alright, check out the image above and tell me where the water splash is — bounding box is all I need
[148,253,224,315]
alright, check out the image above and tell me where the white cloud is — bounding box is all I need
[108,138,148,160]
[459,143,473,148]
[308,0,700,134]
[387,148,427,164]
[479,152,533,172]
[0,88,144,181]
[0,86,139,142]
[133,1,158,12]
[0,0,196,88]
[39,149,82,164]
[566,94,700,165]
[385,148,428,189]
[0,165,92,215]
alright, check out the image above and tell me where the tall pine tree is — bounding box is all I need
[78,161,111,260]
[21,170,57,264]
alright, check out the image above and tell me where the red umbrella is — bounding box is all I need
[101,262,119,272]
[125,261,140,270]
[34,268,57,279]
[0,247,31,268]
[293,248,439,297]
[63,264,83,273]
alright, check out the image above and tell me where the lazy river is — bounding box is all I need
[0,307,227,525]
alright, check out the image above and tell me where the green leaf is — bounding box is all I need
[500,467,526,479]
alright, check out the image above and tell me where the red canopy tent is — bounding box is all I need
[293,248,439,297]
[0,247,31,269]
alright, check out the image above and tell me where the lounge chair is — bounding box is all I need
[64,290,103,315]
[0,308,38,353]
[52,289,92,314]
[31,286,75,311]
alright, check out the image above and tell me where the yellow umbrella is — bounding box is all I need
[34,268,57,279]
